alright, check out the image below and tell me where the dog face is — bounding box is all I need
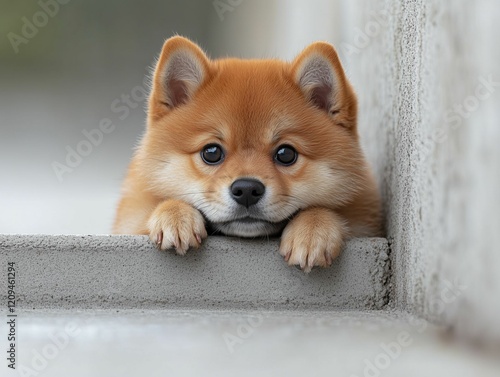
[136,37,367,237]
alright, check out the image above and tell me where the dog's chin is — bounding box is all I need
[210,218,288,238]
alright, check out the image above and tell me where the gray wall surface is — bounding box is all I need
[343,0,500,343]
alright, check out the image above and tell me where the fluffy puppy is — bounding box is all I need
[113,36,382,272]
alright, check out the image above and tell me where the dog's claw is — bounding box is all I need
[284,250,291,262]
[156,232,163,250]
[300,260,306,270]
[195,233,202,245]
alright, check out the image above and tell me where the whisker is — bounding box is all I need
[175,191,216,197]
[146,157,170,164]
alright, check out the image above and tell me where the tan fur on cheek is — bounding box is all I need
[146,154,206,200]
[285,162,352,209]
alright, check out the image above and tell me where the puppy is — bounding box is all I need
[113,36,382,272]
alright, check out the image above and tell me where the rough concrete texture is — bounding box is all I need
[2,309,500,377]
[0,235,390,310]
[341,0,500,343]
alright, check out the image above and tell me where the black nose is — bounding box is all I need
[230,178,266,208]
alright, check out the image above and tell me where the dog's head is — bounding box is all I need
[138,36,367,237]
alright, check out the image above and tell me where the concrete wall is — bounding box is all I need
[343,0,500,343]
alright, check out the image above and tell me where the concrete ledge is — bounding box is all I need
[0,235,390,310]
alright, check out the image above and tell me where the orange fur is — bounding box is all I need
[113,36,382,272]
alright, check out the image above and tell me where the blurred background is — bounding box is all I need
[0,0,348,234]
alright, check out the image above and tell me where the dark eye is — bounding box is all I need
[274,145,298,166]
[201,144,224,165]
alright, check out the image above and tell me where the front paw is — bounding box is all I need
[279,208,347,273]
[147,199,207,255]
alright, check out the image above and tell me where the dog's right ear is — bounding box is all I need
[149,36,211,118]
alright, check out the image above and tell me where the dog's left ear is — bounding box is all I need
[291,42,357,130]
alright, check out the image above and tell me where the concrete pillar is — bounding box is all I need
[345,0,500,343]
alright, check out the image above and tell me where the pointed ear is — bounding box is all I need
[291,42,357,129]
[149,36,211,117]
